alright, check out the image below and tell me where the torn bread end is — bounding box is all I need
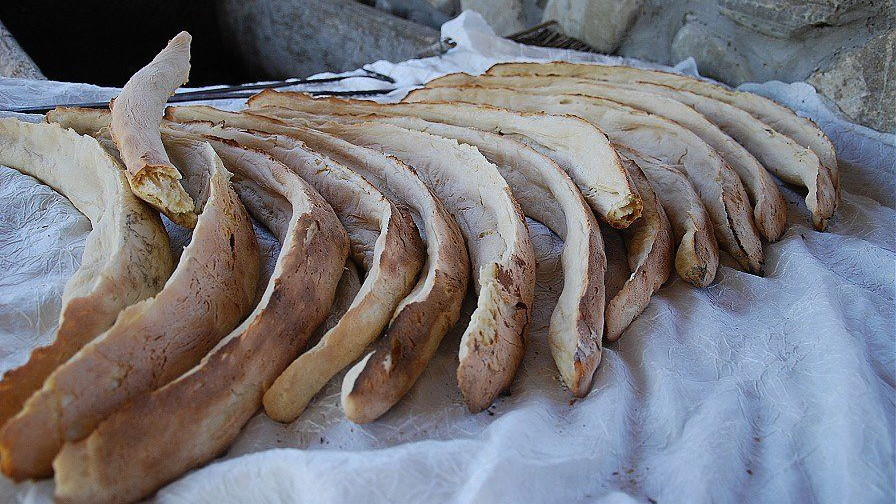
[607,193,644,229]
[128,162,197,227]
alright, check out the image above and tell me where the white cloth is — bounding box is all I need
[1,11,893,504]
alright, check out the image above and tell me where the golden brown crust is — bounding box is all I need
[606,159,674,341]
[164,120,425,424]
[0,118,173,449]
[247,90,642,229]
[212,101,603,399]
[455,259,532,411]
[341,265,467,421]
[264,201,423,422]
[53,136,349,504]
[0,135,259,481]
[163,106,470,423]
[109,31,196,227]
[262,202,422,423]
[486,61,839,230]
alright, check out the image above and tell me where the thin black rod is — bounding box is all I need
[2,69,396,114]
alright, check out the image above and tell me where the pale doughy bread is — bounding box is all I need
[606,159,674,341]
[366,116,606,397]
[404,86,763,275]
[109,31,197,227]
[246,90,642,229]
[619,147,720,287]
[486,62,839,230]
[276,118,535,414]
[426,73,787,242]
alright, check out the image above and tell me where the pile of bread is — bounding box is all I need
[0,31,838,504]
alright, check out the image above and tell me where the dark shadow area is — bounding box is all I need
[0,0,256,86]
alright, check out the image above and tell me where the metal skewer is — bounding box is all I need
[2,69,397,114]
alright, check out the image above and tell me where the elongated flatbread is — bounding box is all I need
[308,121,535,414]
[0,119,173,431]
[164,106,469,423]
[607,159,673,340]
[426,73,787,241]
[46,106,427,423]
[603,79,837,230]
[53,136,349,504]
[486,62,839,229]
[0,134,259,481]
[619,147,719,287]
[253,96,672,381]
[405,86,763,274]
[263,106,675,345]
[109,31,196,227]
[355,115,606,396]
[247,90,642,229]
[241,104,607,394]
[167,122,425,423]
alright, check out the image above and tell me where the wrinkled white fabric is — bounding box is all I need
[0,11,893,504]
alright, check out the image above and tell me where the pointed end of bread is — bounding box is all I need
[340,352,377,424]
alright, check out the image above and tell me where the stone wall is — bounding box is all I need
[219,0,439,79]
[384,0,894,132]
[0,20,42,80]
[7,0,871,130]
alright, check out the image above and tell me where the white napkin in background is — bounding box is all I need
[1,11,893,504]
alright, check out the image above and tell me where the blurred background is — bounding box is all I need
[0,0,892,131]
